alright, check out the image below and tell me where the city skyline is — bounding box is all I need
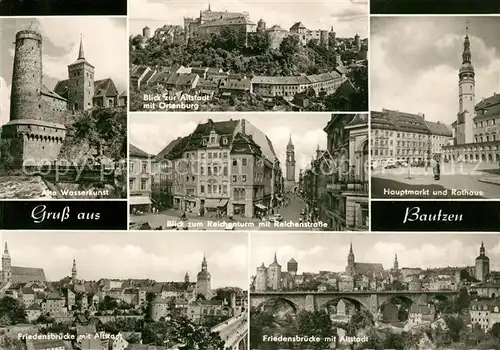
[0,17,127,126]
[371,16,500,126]
[130,113,331,180]
[0,231,248,289]
[130,0,368,38]
[250,233,500,275]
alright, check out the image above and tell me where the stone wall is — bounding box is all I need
[41,93,68,124]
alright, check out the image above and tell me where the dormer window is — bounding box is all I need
[202,139,207,146]
[223,137,228,145]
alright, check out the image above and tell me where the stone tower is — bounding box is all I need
[3,27,67,166]
[393,254,399,271]
[196,255,211,298]
[10,29,43,122]
[346,243,355,276]
[184,271,190,283]
[458,26,475,145]
[67,35,95,111]
[71,259,77,279]
[2,242,11,283]
[257,19,266,32]
[475,241,490,283]
[267,252,282,291]
[328,27,336,47]
[320,30,329,47]
[354,33,361,50]
[285,135,296,191]
[287,258,298,276]
[255,263,267,292]
[142,26,151,39]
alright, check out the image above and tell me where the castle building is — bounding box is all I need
[345,243,385,278]
[184,5,256,41]
[442,26,500,162]
[475,241,490,283]
[254,254,300,291]
[54,37,126,111]
[354,33,361,51]
[196,255,211,298]
[1,28,126,167]
[1,242,47,283]
[156,118,284,218]
[285,135,296,192]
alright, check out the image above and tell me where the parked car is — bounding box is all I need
[225,223,236,230]
[269,214,284,222]
[300,209,306,216]
[384,164,396,169]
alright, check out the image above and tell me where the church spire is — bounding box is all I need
[480,241,485,256]
[201,254,207,271]
[3,242,8,255]
[78,34,85,60]
[462,25,471,65]
[349,242,353,254]
[208,1,211,11]
[273,251,278,263]
[72,258,77,279]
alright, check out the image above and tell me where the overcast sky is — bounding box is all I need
[130,0,368,38]
[0,17,127,127]
[0,231,248,289]
[130,113,332,178]
[250,233,500,275]
[371,16,500,126]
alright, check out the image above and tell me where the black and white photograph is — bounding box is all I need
[371,17,500,199]
[371,0,500,15]
[0,18,128,199]
[0,0,126,16]
[128,113,368,231]
[0,230,248,350]
[128,0,368,112]
[250,232,500,350]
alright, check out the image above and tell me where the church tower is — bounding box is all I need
[458,26,475,145]
[196,255,211,298]
[267,252,282,291]
[285,135,296,191]
[71,259,77,279]
[475,241,490,282]
[346,243,355,276]
[2,243,11,283]
[184,271,190,283]
[67,35,95,111]
[393,254,399,271]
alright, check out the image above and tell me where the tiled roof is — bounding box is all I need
[290,22,307,30]
[11,266,46,283]
[425,121,452,137]
[130,144,152,158]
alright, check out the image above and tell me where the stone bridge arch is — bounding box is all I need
[250,295,303,313]
[315,295,371,314]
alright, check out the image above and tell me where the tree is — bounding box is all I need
[0,297,26,325]
[491,322,500,339]
[347,309,374,336]
[296,310,333,349]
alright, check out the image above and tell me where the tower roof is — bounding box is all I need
[460,25,474,74]
[78,34,85,60]
[287,134,294,148]
[269,251,281,267]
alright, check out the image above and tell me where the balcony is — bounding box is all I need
[326,174,368,194]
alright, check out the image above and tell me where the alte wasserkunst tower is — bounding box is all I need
[2,29,67,167]
[1,27,126,167]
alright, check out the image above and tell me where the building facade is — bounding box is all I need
[158,118,283,218]
[370,109,453,166]
[129,144,153,213]
[301,114,368,231]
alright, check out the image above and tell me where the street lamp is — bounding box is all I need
[406,157,413,180]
